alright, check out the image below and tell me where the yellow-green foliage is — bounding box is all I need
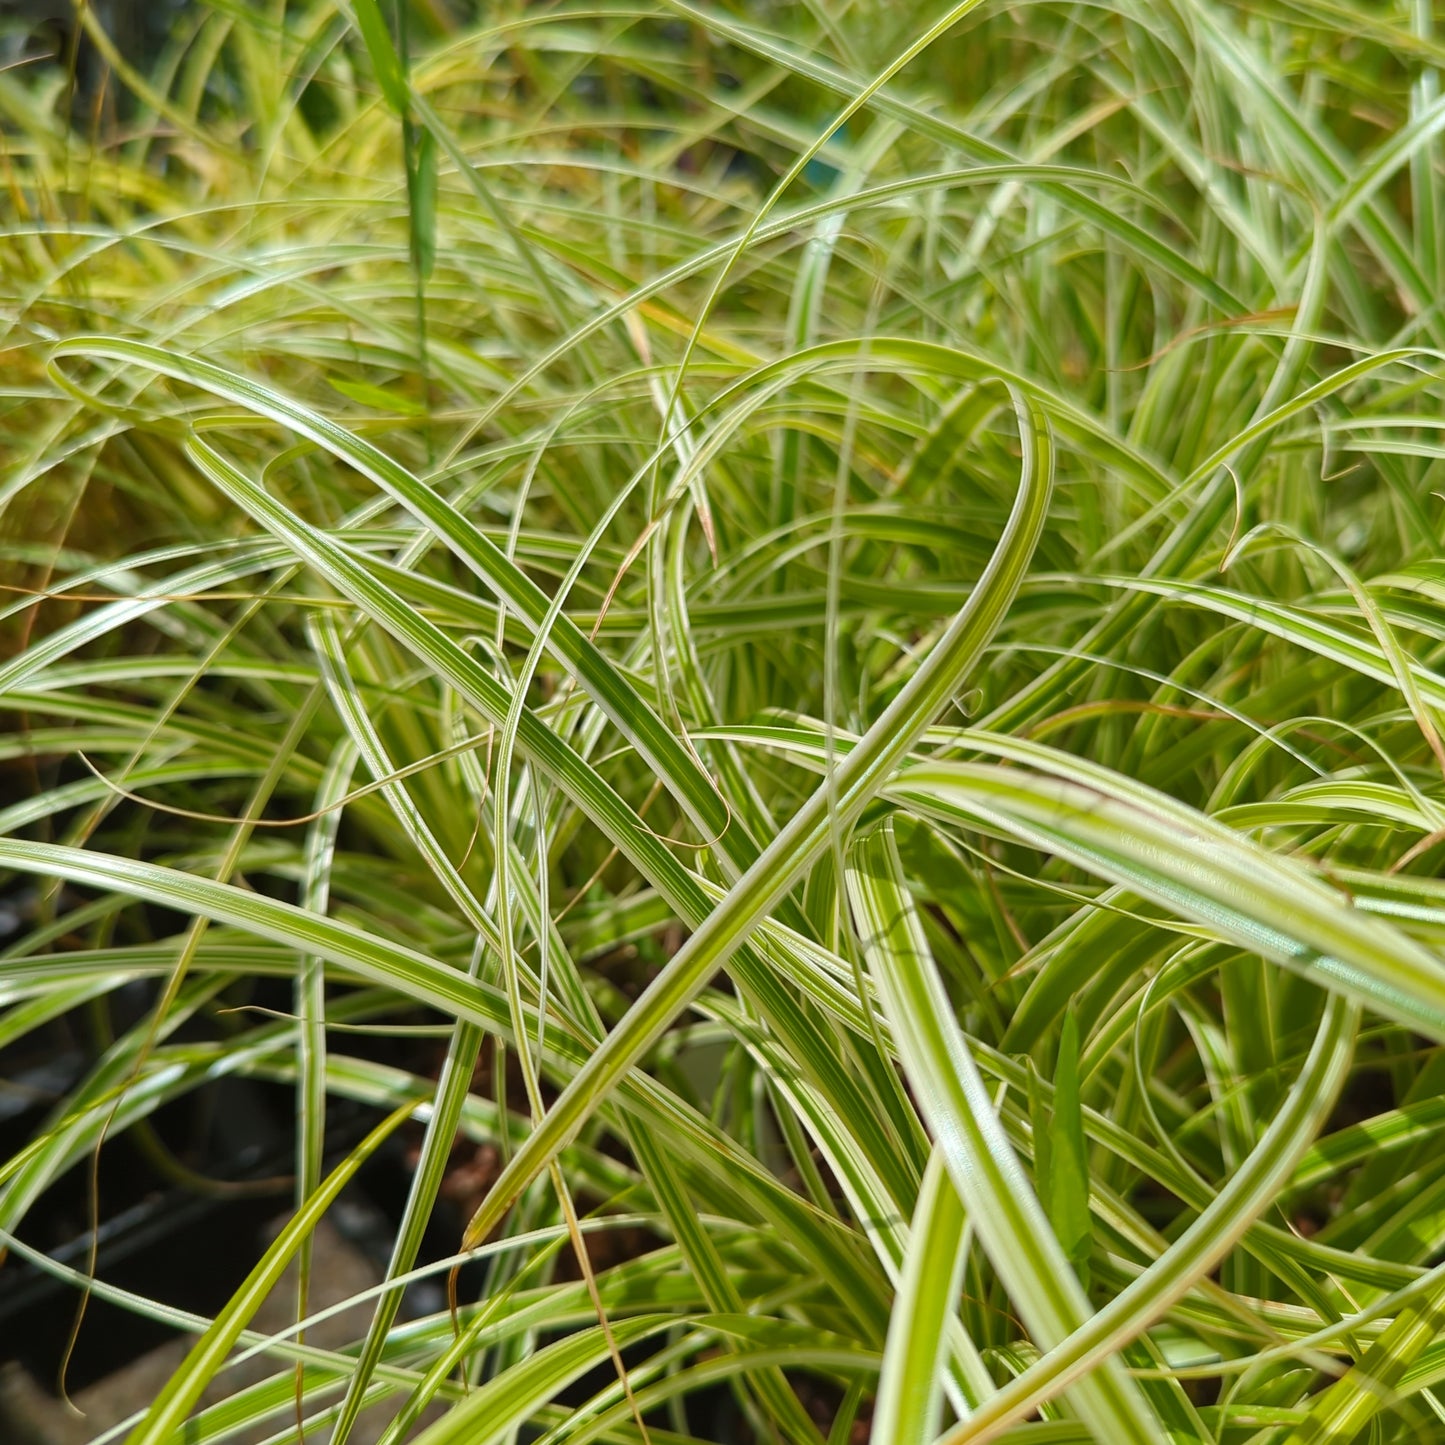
[5,3,1445,1442]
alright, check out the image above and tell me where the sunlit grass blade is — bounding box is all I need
[123,1099,419,1445]
[845,822,1168,1444]
[870,1147,973,1445]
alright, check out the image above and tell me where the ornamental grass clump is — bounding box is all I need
[5,2,1445,1442]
